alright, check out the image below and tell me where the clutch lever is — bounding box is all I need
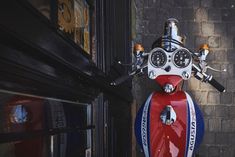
[110,64,147,86]
[118,61,134,66]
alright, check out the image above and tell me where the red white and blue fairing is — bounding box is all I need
[133,18,207,157]
[135,90,204,157]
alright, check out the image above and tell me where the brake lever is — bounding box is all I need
[192,64,226,92]
[206,66,226,72]
[197,60,226,73]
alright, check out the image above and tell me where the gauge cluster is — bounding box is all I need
[148,47,192,80]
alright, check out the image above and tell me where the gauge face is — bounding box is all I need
[173,49,191,68]
[150,50,167,68]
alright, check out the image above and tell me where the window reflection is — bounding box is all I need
[0,91,93,157]
[10,105,29,124]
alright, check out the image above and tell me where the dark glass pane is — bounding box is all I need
[58,0,94,54]
[25,0,96,57]
[0,90,93,157]
[0,137,47,157]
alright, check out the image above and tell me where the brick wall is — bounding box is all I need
[133,0,235,156]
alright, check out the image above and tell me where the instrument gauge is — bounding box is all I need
[173,49,191,68]
[150,49,167,68]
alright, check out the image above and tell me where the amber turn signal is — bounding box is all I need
[133,44,144,53]
[199,44,209,51]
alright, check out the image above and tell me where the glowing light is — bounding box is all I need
[10,105,28,124]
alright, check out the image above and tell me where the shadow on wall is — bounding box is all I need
[133,0,235,156]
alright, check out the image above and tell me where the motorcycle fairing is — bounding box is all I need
[186,93,204,154]
[135,91,204,157]
[135,93,153,157]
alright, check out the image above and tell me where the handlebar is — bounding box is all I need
[110,67,146,86]
[208,77,226,92]
[111,48,226,93]
[193,64,225,92]
[110,75,131,86]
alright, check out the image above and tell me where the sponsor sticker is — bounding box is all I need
[186,93,197,157]
[141,94,153,157]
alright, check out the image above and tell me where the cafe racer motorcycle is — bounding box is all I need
[111,18,226,157]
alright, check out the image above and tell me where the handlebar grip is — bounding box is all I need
[208,77,226,92]
[110,75,131,86]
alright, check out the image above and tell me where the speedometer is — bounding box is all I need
[173,49,191,68]
[150,49,167,68]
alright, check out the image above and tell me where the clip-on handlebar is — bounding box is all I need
[111,44,226,93]
[192,64,225,92]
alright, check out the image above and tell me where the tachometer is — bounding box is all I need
[150,49,167,68]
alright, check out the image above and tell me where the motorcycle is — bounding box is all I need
[111,18,226,157]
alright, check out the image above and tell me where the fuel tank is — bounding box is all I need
[135,91,204,157]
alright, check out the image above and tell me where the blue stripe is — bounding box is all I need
[147,97,152,156]
[185,101,190,157]
[193,101,204,150]
[135,104,144,150]
[134,93,153,156]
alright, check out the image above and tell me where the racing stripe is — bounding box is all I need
[141,94,153,157]
[185,93,197,157]
[185,97,190,157]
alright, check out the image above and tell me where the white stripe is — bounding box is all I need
[141,94,153,157]
[185,92,197,157]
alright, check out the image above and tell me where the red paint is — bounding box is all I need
[5,96,44,132]
[155,75,182,89]
[150,91,187,157]
[4,96,44,157]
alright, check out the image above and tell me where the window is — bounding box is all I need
[58,0,92,54]
[0,91,93,157]
[27,0,95,56]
